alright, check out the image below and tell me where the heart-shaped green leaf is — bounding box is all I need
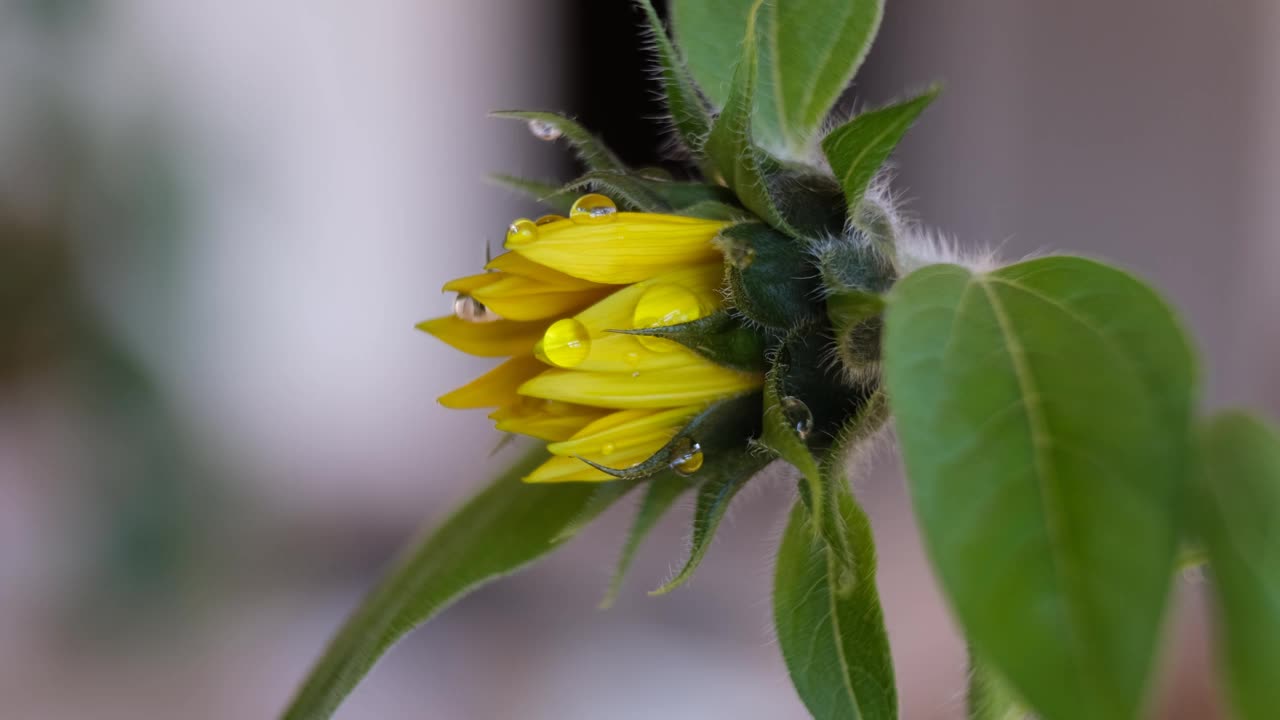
[673,0,884,156]
[1198,411,1280,720]
[883,257,1197,720]
[774,491,896,719]
[281,447,616,720]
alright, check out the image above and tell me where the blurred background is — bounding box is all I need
[1,0,1276,717]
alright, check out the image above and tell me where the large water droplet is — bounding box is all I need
[780,396,814,440]
[453,294,501,323]
[537,318,591,368]
[669,438,704,476]
[527,118,563,141]
[569,194,617,224]
[632,283,705,352]
[506,218,538,247]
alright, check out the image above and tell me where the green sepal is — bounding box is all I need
[551,478,643,543]
[635,0,714,155]
[701,4,793,232]
[600,473,691,608]
[487,173,576,215]
[676,200,755,221]
[1197,411,1280,720]
[774,490,896,720]
[967,653,1027,720]
[580,392,763,480]
[567,170,740,214]
[281,447,618,720]
[492,110,625,172]
[610,311,767,372]
[821,87,939,218]
[650,445,772,595]
[826,286,889,383]
[719,222,822,329]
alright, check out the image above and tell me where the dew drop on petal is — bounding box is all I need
[779,396,814,440]
[601,442,616,455]
[506,218,538,247]
[569,193,618,224]
[669,438,704,476]
[453,294,502,323]
[537,318,591,368]
[633,283,705,352]
[527,118,563,141]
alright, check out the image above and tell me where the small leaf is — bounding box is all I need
[612,311,767,372]
[883,257,1198,720]
[487,173,575,215]
[635,0,714,153]
[774,492,896,720]
[281,447,612,720]
[600,474,690,608]
[1198,411,1280,720]
[967,653,1027,720]
[701,3,792,231]
[719,222,822,329]
[492,110,624,172]
[821,87,939,216]
[651,446,771,595]
[673,0,886,156]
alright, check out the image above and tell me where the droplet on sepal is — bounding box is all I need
[506,218,538,246]
[569,194,617,224]
[669,437,704,476]
[453,294,501,323]
[537,318,591,368]
[779,396,814,440]
[527,118,562,141]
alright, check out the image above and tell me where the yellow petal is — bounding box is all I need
[518,362,762,409]
[442,272,502,294]
[489,397,607,442]
[485,251,608,290]
[571,333,704,373]
[506,213,728,284]
[438,355,546,409]
[523,442,668,483]
[472,276,615,321]
[417,315,548,357]
[546,406,699,457]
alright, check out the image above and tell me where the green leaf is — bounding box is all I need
[491,110,624,172]
[487,173,575,215]
[882,257,1198,720]
[651,446,771,595]
[701,3,792,231]
[635,0,714,154]
[967,653,1026,720]
[719,222,822,329]
[821,88,939,216]
[600,474,691,608]
[774,492,896,720]
[674,0,885,155]
[281,447,613,720]
[1198,411,1280,720]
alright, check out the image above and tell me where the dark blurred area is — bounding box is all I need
[1,0,1276,718]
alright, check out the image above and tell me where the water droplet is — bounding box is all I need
[600,442,616,455]
[780,396,814,440]
[721,238,756,269]
[453,294,501,323]
[632,283,705,352]
[537,318,591,368]
[535,214,566,226]
[569,193,617,224]
[669,439,704,476]
[527,118,562,141]
[506,218,538,247]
